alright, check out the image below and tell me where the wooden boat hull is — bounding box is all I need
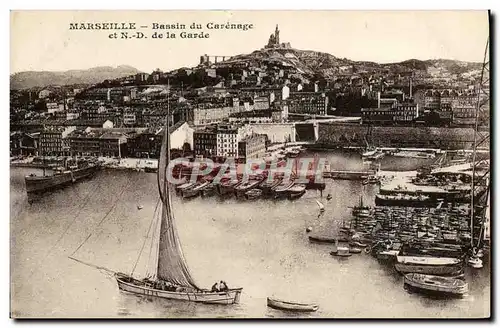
[288,189,306,200]
[403,273,468,298]
[375,195,437,208]
[25,165,98,193]
[267,297,318,312]
[216,182,239,196]
[245,189,262,200]
[116,274,242,305]
[308,236,348,244]
[330,251,352,257]
[395,263,463,275]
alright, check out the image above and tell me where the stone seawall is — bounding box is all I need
[317,123,487,150]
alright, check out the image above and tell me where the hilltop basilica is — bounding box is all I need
[264,25,291,49]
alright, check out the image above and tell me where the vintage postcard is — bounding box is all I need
[10,10,490,319]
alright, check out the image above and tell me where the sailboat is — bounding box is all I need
[316,200,325,213]
[115,94,242,305]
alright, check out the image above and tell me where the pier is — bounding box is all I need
[322,170,376,180]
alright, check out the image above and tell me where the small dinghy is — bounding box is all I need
[349,247,362,254]
[267,297,319,312]
[467,256,483,269]
[404,273,469,298]
[349,241,367,248]
[245,188,262,200]
[308,235,348,243]
[330,246,352,257]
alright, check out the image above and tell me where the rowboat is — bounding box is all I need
[175,181,196,194]
[272,180,295,199]
[216,179,241,196]
[267,297,319,312]
[287,184,306,200]
[245,188,262,200]
[234,179,262,197]
[330,246,352,257]
[403,273,468,298]
[308,235,348,244]
[181,181,210,199]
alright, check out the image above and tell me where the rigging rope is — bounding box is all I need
[28,181,102,280]
[131,197,161,277]
[146,209,159,278]
[69,179,132,257]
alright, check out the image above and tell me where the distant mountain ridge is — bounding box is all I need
[10,65,142,90]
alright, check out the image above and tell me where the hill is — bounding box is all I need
[211,47,483,84]
[10,65,142,90]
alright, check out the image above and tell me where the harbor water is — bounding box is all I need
[10,150,490,318]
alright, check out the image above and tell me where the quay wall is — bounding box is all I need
[317,123,486,150]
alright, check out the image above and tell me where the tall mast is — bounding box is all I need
[469,36,490,249]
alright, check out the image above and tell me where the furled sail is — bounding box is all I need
[156,116,200,289]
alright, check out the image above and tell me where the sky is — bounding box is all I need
[10,10,489,74]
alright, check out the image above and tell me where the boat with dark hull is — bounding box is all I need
[216,180,240,197]
[308,235,349,244]
[272,180,295,199]
[181,181,210,199]
[287,184,306,200]
[403,273,468,298]
[375,194,438,208]
[234,179,262,197]
[245,189,262,200]
[259,179,281,196]
[25,163,98,194]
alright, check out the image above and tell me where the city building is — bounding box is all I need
[39,126,76,156]
[238,134,267,161]
[288,92,328,116]
[67,127,147,157]
[38,89,51,99]
[193,128,217,158]
[126,128,162,158]
[216,125,241,158]
[361,102,419,124]
[10,131,39,156]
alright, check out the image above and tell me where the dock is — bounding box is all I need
[323,170,376,180]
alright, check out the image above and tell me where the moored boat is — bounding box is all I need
[245,188,262,200]
[308,235,345,244]
[403,273,468,298]
[216,179,241,196]
[259,179,281,196]
[287,184,306,200]
[234,179,262,197]
[267,297,319,312]
[330,245,352,257]
[181,181,210,199]
[25,162,98,194]
[175,181,196,194]
[375,194,437,208]
[272,180,295,199]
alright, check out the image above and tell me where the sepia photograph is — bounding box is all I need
[9,10,491,319]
